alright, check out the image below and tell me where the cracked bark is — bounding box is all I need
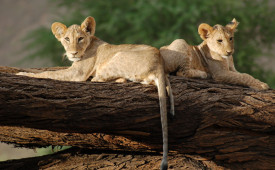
[0,66,274,169]
[0,147,224,170]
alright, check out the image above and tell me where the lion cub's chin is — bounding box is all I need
[222,56,229,59]
[67,55,83,62]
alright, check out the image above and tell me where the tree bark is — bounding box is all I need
[0,147,224,170]
[0,66,274,169]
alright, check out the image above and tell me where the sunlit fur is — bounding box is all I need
[17,16,174,170]
[60,25,90,61]
[51,17,96,62]
[160,18,269,90]
[203,24,234,58]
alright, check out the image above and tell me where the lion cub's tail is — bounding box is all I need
[165,76,174,117]
[155,69,174,170]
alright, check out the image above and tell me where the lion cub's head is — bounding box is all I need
[198,18,239,58]
[51,17,96,62]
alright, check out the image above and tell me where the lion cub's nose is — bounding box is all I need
[71,52,78,55]
[227,51,232,55]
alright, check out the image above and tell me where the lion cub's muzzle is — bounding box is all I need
[66,51,84,62]
[226,51,233,56]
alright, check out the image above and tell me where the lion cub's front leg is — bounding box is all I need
[17,72,36,77]
[17,71,58,80]
[248,78,269,90]
[213,71,269,90]
[17,67,87,82]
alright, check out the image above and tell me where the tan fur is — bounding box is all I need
[160,18,269,90]
[17,16,174,170]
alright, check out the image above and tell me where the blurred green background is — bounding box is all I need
[23,0,275,88]
[0,144,70,162]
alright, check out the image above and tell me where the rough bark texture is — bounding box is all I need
[0,147,224,170]
[0,66,274,169]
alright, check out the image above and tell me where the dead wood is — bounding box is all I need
[0,147,225,170]
[0,66,274,169]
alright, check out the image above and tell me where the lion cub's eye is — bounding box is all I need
[230,37,234,41]
[65,37,70,42]
[217,39,223,43]
[78,37,84,42]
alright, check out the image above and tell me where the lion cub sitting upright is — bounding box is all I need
[160,18,269,90]
[17,16,173,170]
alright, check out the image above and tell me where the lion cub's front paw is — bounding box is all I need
[16,72,35,77]
[200,72,208,79]
[251,82,269,91]
[260,82,269,90]
[115,78,127,83]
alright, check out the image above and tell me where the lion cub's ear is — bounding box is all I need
[226,18,239,32]
[51,22,67,41]
[198,23,213,40]
[81,16,96,36]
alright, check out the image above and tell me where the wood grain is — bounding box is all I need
[0,66,274,169]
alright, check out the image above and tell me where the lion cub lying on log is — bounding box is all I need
[160,18,269,90]
[17,16,173,170]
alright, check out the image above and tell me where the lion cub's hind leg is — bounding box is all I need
[175,54,208,79]
[177,68,208,79]
[91,76,105,82]
[162,39,208,79]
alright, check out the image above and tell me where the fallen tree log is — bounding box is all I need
[0,66,274,169]
[0,147,225,169]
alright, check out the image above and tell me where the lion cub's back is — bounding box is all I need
[98,44,161,82]
[160,39,192,73]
